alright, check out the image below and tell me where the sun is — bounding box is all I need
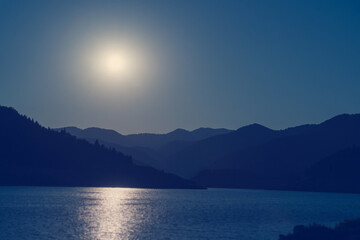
[101,51,127,75]
[95,45,138,81]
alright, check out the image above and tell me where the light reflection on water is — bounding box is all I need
[1,187,360,240]
[78,188,149,240]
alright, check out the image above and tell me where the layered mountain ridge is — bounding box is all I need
[0,106,202,189]
[58,113,360,193]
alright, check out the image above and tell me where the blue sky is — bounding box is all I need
[0,0,359,134]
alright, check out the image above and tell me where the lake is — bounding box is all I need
[1,187,360,240]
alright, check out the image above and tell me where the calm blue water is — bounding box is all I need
[1,187,360,240]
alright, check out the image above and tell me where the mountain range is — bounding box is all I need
[193,114,360,193]
[58,126,232,149]
[59,113,360,194]
[3,104,360,193]
[56,126,233,170]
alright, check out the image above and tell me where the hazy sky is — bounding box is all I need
[0,0,359,134]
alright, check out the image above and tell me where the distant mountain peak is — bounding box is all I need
[236,123,272,132]
[169,128,190,134]
[84,127,122,135]
[60,126,81,131]
[192,127,231,132]
[317,113,360,130]
[321,113,360,124]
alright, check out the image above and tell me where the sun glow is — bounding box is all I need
[93,44,139,81]
[70,31,164,98]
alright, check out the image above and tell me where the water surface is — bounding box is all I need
[1,187,360,240]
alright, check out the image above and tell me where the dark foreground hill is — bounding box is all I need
[279,219,360,240]
[0,106,202,189]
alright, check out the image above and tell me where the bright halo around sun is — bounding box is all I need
[71,33,163,98]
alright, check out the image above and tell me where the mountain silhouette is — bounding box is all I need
[53,111,360,193]
[0,106,203,189]
[193,114,360,193]
[212,114,360,175]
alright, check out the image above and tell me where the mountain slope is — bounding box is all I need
[295,146,360,193]
[56,126,233,171]
[0,106,202,189]
[212,114,360,174]
[193,114,360,193]
[162,124,283,178]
